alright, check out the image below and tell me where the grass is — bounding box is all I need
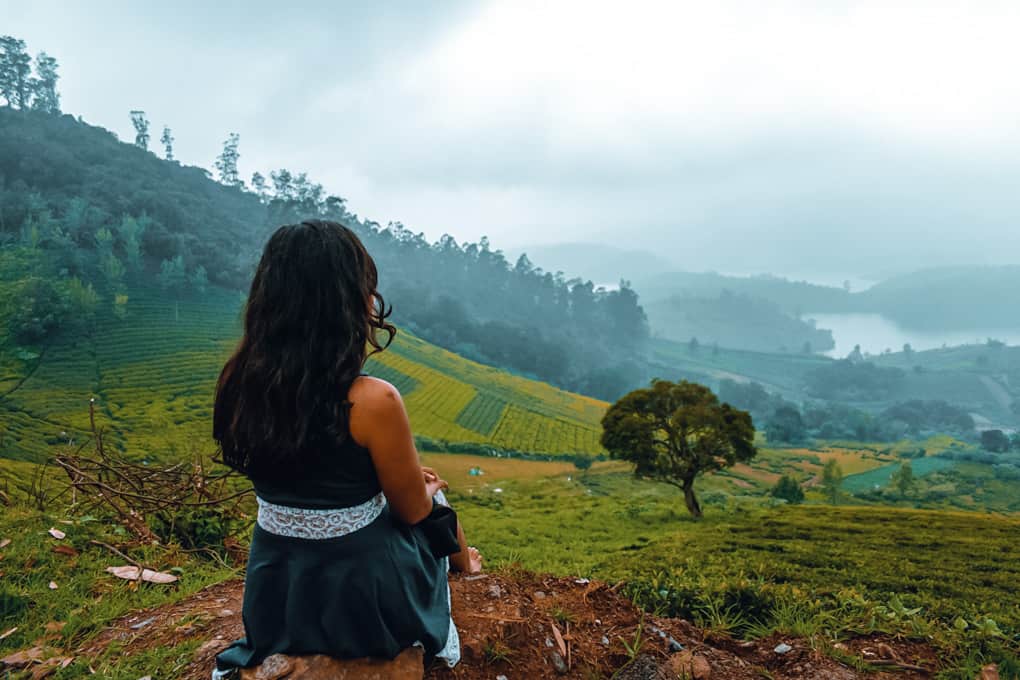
[0,285,607,463]
[0,453,1017,676]
[0,505,238,676]
[450,468,1020,676]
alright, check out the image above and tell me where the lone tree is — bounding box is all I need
[821,459,843,504]
[601,379,756,518]
[160,125,174,161]
[215,132,242,186]
[130,110,150,150]
[890,460,914,497]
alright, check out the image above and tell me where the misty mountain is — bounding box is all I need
[854,266,1020,331]
[647,290,835,354]
[506,242,676,286]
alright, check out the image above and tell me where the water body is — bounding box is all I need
[804,313,1020,358]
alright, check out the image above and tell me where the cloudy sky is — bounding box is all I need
[5,1,1020,280]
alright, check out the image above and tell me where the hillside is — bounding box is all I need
[0,107,649,400]
[0,284,607,463]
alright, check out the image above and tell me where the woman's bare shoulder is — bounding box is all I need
[349,375,404,426]
[349,375,402,404]
[348,376,410,448]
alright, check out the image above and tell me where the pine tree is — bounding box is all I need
[0,36,32,109]
[250,172,268,200]
[29,52,59,113]
[160,126,174,161]
[215,133,241,186]
[130,110,150,150]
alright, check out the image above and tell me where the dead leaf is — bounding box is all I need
[105,565,178,584]
[51,545,78,557]
[47,528,65,540]
[1,645,44,667]
[0,539,10,549]
[550,621,567,657]
[0,626,17,640]
[48,581,58,590]
[43,622,65,634]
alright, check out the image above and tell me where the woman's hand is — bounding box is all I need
[466,546,483,574]
[424,470,448,499]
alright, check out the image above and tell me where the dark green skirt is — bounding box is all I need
[215,501,460,671]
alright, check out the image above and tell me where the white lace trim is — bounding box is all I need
[256,492,386,539]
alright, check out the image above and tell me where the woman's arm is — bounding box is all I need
[349,377,434,525]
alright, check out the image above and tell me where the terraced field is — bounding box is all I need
[0,286,608,462]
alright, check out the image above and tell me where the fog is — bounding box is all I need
[6,0,1020,280]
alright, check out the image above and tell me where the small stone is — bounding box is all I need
[980,664,1000,680]
[601,635,610,646]
[545,636,555,648]
[487,584,502,598]
[534,591,547,599]
[691,655,711,680]
[496,676,509,680]
[549,650,568,674]
[130,617,156,630]
[218,609,235,617]
[774,642,793,654]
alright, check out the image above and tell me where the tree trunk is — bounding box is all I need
[682,478,702,518]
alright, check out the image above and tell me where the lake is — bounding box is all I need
[804,312,1020,358]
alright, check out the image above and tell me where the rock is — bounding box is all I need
[549,650,568,674]
[460,637,485,663]
[691,655,711,679]
[668,651,710,680]
[980,664,1000,680]
[876,642,899,660]
[601,635,610,646]
[534,591,547,599]
[487,584,503,598]
[238,647,423,680]
[774,642,793,654]
[615,653,672,680]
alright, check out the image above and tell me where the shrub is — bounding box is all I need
[770,475,805,504]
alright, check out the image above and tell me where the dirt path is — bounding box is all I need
[60,572,940,679]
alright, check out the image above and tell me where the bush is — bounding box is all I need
[981,429,1010,453]
[770,475,805,504]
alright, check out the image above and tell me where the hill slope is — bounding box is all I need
[0,285,607,463]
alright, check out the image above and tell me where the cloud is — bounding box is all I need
[5,0,1020,277]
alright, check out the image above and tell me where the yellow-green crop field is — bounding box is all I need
[0,286,607,462]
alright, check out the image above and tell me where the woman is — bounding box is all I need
[211,220,481,677]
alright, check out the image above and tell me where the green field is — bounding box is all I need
[1,457,1017,678]
[0,285,607,463]
[842,457,956,493]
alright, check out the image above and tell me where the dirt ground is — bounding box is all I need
[34,571,947,679]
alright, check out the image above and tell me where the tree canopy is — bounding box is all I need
[600,379,756,518]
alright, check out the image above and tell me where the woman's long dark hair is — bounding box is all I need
[213,220,395,475]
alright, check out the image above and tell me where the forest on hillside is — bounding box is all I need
[0,36,651,399]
